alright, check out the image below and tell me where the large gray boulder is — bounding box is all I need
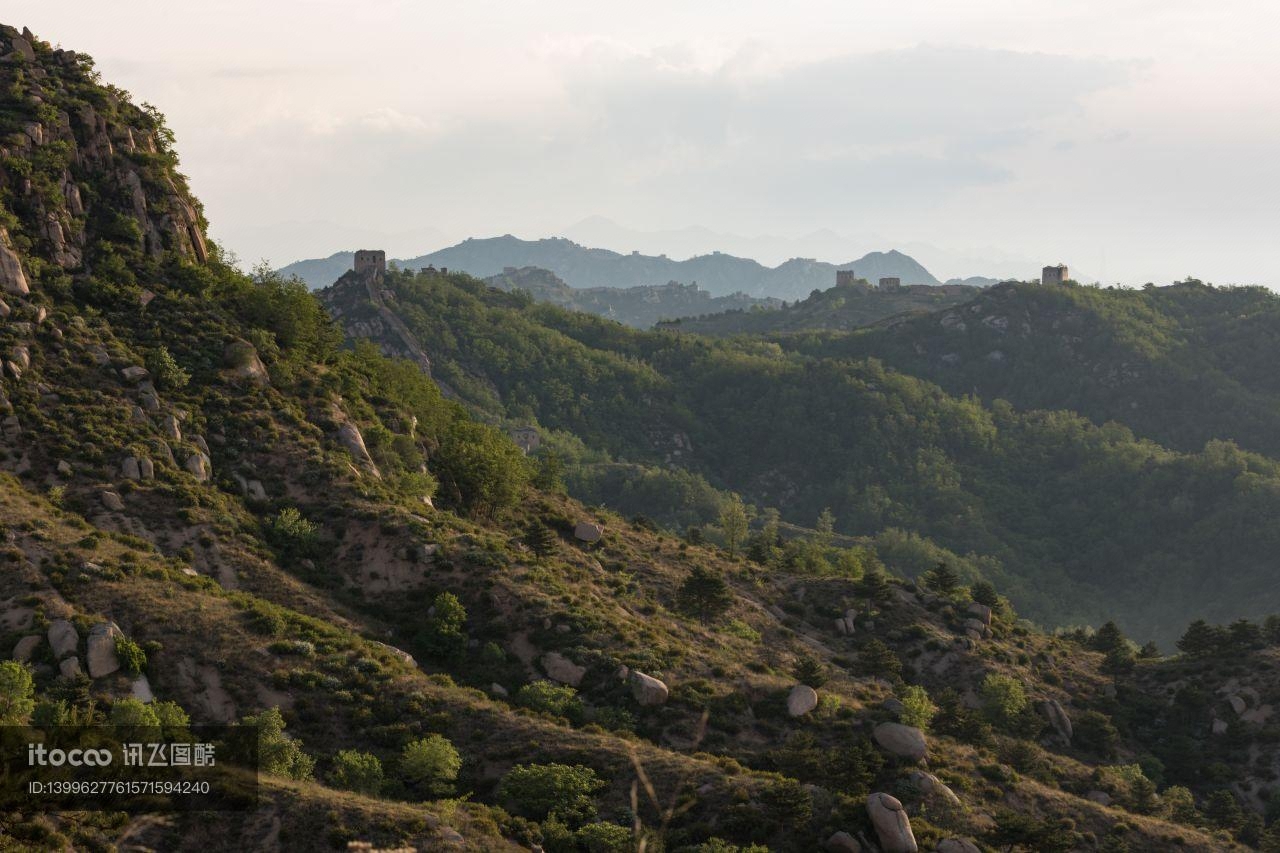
[86,622,122,678]
[866,792,918,853]
[823,831,862,853]
[630,671,669,706]
[1038,698,1072,745]
[540,652,585,687]
[47,619,78,658]
[59,657,83,679]
[185,451,211,482]
[224,339,270,386]
[787,684,819,717]
[873,722,928,762]
[0,226,29,296]
[936,839,980,853]
[573,521,604,542]
[909,770,960,806]
[12,635,41,661]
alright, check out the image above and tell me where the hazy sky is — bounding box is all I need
[12,1,1280,284]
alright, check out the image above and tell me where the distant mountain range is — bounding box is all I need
[278,235,1000,300]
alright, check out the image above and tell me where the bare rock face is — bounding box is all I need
[86,622,123,678]
[0,226,29,296]
[823,831,862,853]
[573,521,604,542]
[866,792,918,853]
[1038,698,1073,745]
[873,722,928,762]
[131,675,155,703]
[630,670,669,706]
[223,339,270,386]
[787,684,819,717]
[47,619,78,658]
[541,652,586,687]
[12,635,41,661]
[328,406,380,478]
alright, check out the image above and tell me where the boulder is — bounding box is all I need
[882,697,907,716]
[12,635,41,661]
[909,770,960,806]
[873,722,928,762]
[1212,717,1229,735]
[540,652,585,687]
[936,840,980,853]
[56,460,72,476]
[185,451,211,482]
[120,365,149,382]
[574,521,604,542]
[866,792,918,853]
[335,420,379,477]
[1086,790,1112,806]
[630,671,669,706]
[0,226,29,296]
[59,657,82,679]
[1038,699,1072,745]
[47,619,78,658]
[224,339,270,386]
[139,457,154,480]
[787,684,819,717]
[131,675,155,703]
[823,831,862,853]
[963,618,989,637]
[162,414,182,441]
[101,490,124,511]
[86,622,122,678]
[121,456,142,480]
[1242,704,1273,725]
[11,346,29,370]
[1228,694,1247,716]
[966,602,993,626]
[489,683,509,699]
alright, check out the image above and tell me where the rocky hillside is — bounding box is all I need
[281,239,951,300]
[3,21,1280,853]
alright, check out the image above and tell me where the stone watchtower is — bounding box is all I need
[1041,264,1068,285]
[836,270,858,287]
[878,277,901,291]
[354,249,386,277]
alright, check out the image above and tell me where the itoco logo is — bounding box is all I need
[27,744,113,766]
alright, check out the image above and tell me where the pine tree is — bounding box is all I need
[970,579,1000,607]
[678,565,733,621]
[1177,619,1226,658]
[719,495,750,556]
[924,561,960,595]
[793,655,827,688]
[1092,621,1128,655]
[815,507,835,547]
[859,566,892,603]
[525,520,558,557]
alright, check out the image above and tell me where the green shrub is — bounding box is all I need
[400,734,461,796]
[114,634,147,676]
[242,707,314,780]
[515,681,581,718]
[898,685,936,730]
[498,763,603,825]
[0,662,35,724]
[328,749,384,795]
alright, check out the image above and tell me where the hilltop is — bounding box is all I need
[280,238,959,300]
[3,21,1280,853]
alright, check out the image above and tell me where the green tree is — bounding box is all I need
[857,639,902,680]
[145,345,190,390]
[433,417,529,518]
[400,734,461,796]
[1205,789,1243,831]
[1177,619,1226,658]
[515,681,581,718]
[979,673,1029,730]
[329,749,384,795]
[1092,621,1128,654]
[268,507,320,562]
[423,591,467,660]
[859,566,893,603]
[110,698,159,728]
[574,822,632,853]
[923,561,960,595]
[899,685,937,730]
[677,565,733,621]
[498,763,604,825]
[242,707,314,780]
[0,662,34,724]
[532,451,565,494]
[815,507,836,546]
[970,579,1000,608]
[719,495,749,556]
[793,656,828,688]
[1159,785,1199,825]
[525,520,558,557]
[114,635,147,676]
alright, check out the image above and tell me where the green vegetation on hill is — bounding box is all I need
[3,21,1280,853]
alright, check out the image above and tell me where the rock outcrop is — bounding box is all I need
[0,226,29,296]
[823,831,862,853]
[866,792,918,853]
[224,339,270,386]
[787,684,819,717]
[630,671,669,706]
[1038,698,1072,745]
[86,622,122,678]
[47,618,78,658]
[541,652,585,687]
[873,722,928,762]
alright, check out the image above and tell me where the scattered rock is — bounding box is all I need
[873,722,928,762]
[121,456,142,480]
[59,657,83,679]
[11,346,29,370]
[630,671,669,706]
[1086,790,1112,806]
[1038,698,1072,745]
[1212,718,1228,735]
[787,684,819,717]
[161,414,182,441]
[120,365,149,382]
[139,457,154,480]
[86,622,122,678]
[56,460,72,476]
[866,792,918,853]
[936,840,980,853]
[12,635,41,661]
[101,490,124,511]
[47,619,78,658]
[573,521,604,542]
[966,602,993,626]
[909,770,960,806]
[882,697,907,716]
[224,339,270,386]
[489,683,509,699]
[185,451,211,482]
[541,652,585,687]
[1228,694,1247,716]
[823,831,862,853]
[1242,704,1273,725]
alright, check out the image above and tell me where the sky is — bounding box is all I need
[10,0,1280,285]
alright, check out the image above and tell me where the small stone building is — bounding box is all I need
[509,426,541,454]
[878,277,901,290]
[836,270,859,287]
[354,249,386,276]
[1042,264,1069,285]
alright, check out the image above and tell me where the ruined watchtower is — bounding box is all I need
[1041,264,1068,285]
[878,277,901,291]
[354,249,386,277]
[836,270,858,287]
